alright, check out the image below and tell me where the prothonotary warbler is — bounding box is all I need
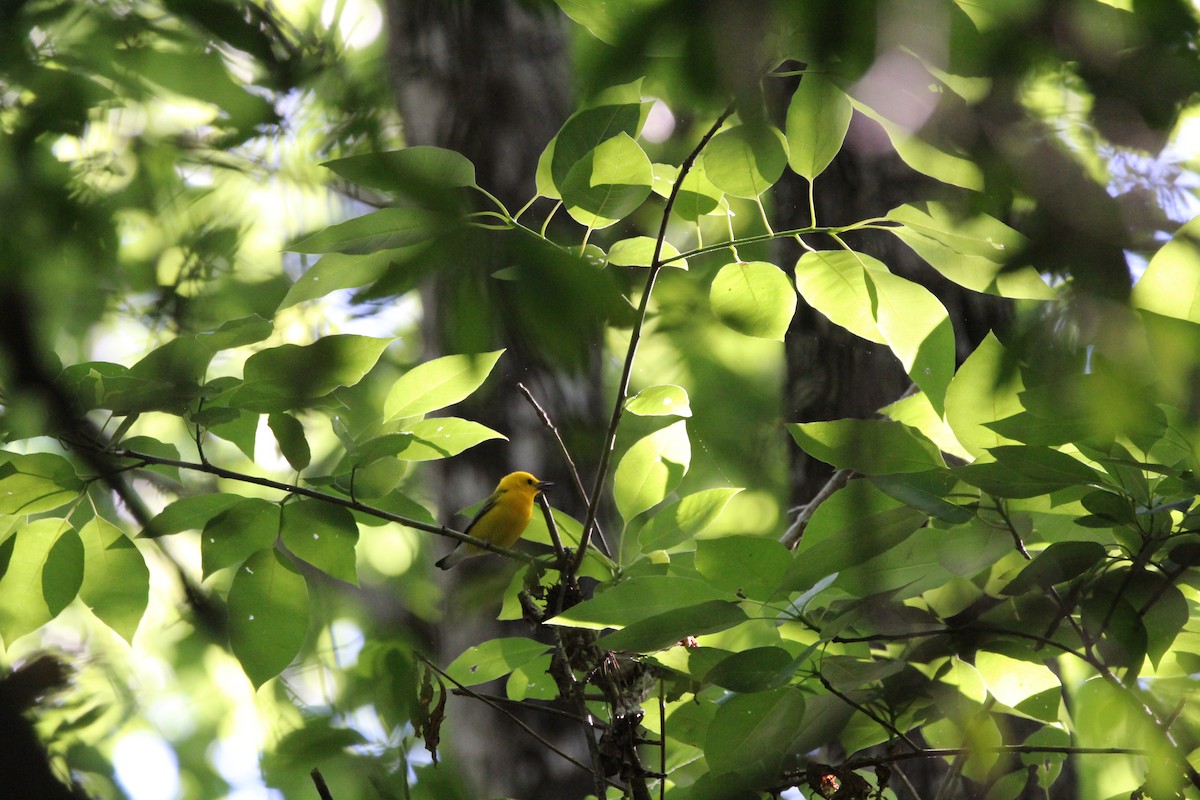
[435,471,552,569]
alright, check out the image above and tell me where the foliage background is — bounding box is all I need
[2,1,1200,800]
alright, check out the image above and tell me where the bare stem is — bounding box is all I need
[573,105,734,578]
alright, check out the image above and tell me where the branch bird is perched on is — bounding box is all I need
[435,471,552,569]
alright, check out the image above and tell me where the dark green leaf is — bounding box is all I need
[241,335,392,406]
[598,600,746,653]
[1000,542,1107,595]
[280,499,358,584]
[202,498,280,577]
[870,471,974,523]
[287,208,451,255]
[268,413,311,472]
[549,576,729,630]
[145,493,246,538]
[704,687,806,776]
[321,146,477,195]
[444,637,549,687]
[702,647,793,692]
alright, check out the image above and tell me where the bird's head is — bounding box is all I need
[500,471,552,494]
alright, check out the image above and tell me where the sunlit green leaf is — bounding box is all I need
[384,350,504,421]
[279,249,413,309]
[550,102,650,189]
[865,268,956,413]
[228,548,309,689]
[598,601,747,653]
[607,236,686,270]
[1132,215,1200,323]
[702,647,794,693]
[392,418,507,461]
[561,133,653,228]
[0,519,81,643]
[0,453,82,515]
[637,488,741,551]
[885,203,1053,300]
[445,637,549,687]
[849,98,984,190]
[626,385,692,418]
[78,517,149,642]
[944,332,1025,460]
[548,576,727,630]
[702,124,789,198]
[793,250,887,344]
[788,418,943,474]
[785,75,852,180]
[613,421,691,521]
[709,261,796,340]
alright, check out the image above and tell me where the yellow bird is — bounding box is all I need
[435,471,552,569]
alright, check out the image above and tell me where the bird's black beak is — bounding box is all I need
[536,480,553,491]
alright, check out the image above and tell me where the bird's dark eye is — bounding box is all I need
[526,478,534,485]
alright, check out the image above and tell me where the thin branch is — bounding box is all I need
[574,105,735,578]
[69,441,542,567]
[817,672,920,753]
[780,468,852,549]
[419,654,621,791]
[517,381,611,557]
[310,768,335,800]
[537,493,567,565]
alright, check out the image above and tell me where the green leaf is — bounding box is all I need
[702,647,794,692]
[702,124,789,199]
[384,350,505,422]
[561,133,653,228]
[783,480,928,594]
[849,98,984,190]
[638,488,741,551]
[870,471,974,524]
[280,499,358,585]
[0,520,81,643]
[944,332,1025,460]
[268,413,311,472]
[793,250,887,344]
[287,208,449,255]
[279,249,410,309]
[654,163,725,221]
[392,418,507,461]
[1001,541,1106,595]
[145,493,246,537]
[788,419,943,474]
[228,548,309,689]
[549,576,728,630]
[0,453,83,515]
[1132,215,1200,323]
[785,75,853,180]
[321,146,477,194]
[694,536,790,602]
[550,102,649,189]
[598,600,747,653]
[242,335,393,405]
[991,445,1104,487]
[865,268,956,413]
[201,498,280,578]
[205,408,259,457]
[704,687,806,777]
[445,637,550,687]
[835,524,1010,599]
[607,236,686,270]
[885,203,1053,300]
[78,517,149,642]
[613,421,691,521]
[626,385,692,418]
[709,261,796,340]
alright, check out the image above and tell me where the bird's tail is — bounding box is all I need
[435,543,472,570]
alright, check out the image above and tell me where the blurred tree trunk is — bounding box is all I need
[382,3,598,798]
